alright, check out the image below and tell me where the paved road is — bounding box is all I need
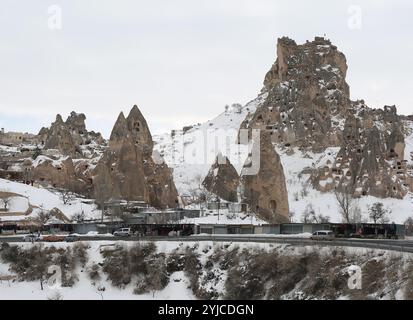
[1,235,413,253]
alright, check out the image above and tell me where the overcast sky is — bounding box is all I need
[1,0,412,138]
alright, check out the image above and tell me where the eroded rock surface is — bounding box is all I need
[202,154,240,203]
[241,132,290,223]
[93,106,178,208]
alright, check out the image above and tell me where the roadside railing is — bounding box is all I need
[1,235,413,253]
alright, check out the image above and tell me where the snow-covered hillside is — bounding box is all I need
[0,179,99,222]
[154,94,267,197]
[1,240,412,300]
[277,145,413,224]
[154,98,413,224]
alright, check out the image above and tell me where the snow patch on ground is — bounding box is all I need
[0,178,100,221]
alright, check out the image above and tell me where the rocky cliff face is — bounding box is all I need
[240,36,411,201]
[27,111,105,196]
[29,156,93,195]
[42,114,79,157]
[93,105,178,208]
[39,111,104,157]
[240,132,290,223]
[240,36,350,152]
[202,154,240,203]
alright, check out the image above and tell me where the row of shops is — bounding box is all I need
[0,221,406,239]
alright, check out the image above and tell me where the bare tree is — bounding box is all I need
[57,188,75,205]
[33,244,48,290]
[349,203,363,223]
[72,211,86,223]
[36,206,52,224]
[0,196,12,212]
[147,256,167,297]
[405,217,413,235]
[0,188,13,212]
[334,185,355,223]
[368,202,390,224]
[317,214,331,223]
[288,211,295,222]
[300,204,330,223]
[94,182,111,223]
[300,181,309,198]
[301,204,314,223]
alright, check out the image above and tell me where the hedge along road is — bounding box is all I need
[1,235,413,253]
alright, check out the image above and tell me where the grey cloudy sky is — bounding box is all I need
[1,0,412,138]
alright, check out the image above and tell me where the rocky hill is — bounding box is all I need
[0,106,178,211]
[240,36,411,200]
[1,36,413,223]
[92,106,178,208]
[154,36,413,224]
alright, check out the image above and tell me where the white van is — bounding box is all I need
[310,230,335,241]
[113,228,132,237]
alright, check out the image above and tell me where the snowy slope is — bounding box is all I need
[0,240,411,300]
[0,178,99,222]
[154,94,266,196]
[277,146,413,224]
[154,97,413,224]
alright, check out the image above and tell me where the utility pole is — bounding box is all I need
[217,197,221,221]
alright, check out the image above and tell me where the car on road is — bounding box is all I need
[42,235,66,242]
[113,228,132,237]
[65,234,80,242]
[310,230,335,241]
[23,234,41,242]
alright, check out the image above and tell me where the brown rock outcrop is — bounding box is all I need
[240,36,350,152]
[241,132,289,223]
[309,101,408,199]
[240,36,409,201]
[43,115,79,157]
[30,156,92,195]
[202,153,240,202]
[40,111,104,157]
[93,105,178,208]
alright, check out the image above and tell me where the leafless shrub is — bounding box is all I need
[0,244,79,289]
[101,245,131,288]
[301,204,330,223]
[404,261,413,300]
[35,205,52,224]
[72,242,89,268]
[57,188,76,205]
[72,211,86,223]
[88,263,101,281]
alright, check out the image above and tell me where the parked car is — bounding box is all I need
[310,230,335,241]
[23,234,41,242]
[113,228,132,237]
[65,234,80,242]
[42,235,66,242]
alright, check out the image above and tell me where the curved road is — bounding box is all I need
[1,235,413,253]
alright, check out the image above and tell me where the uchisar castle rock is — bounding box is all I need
[155,36,413,223]
[1,36,413,223]
[239,36,411,201]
